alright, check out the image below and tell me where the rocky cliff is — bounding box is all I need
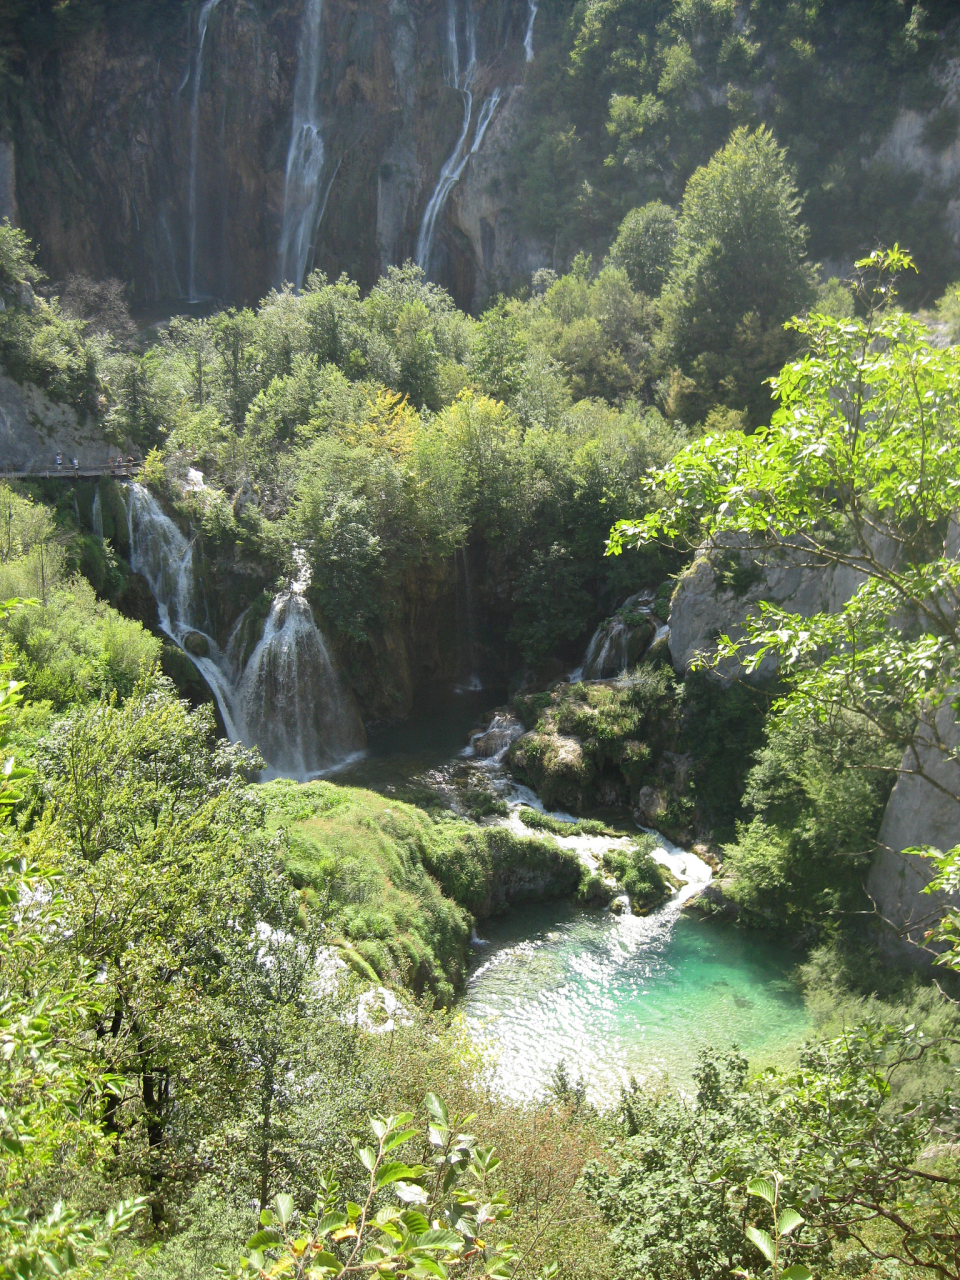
[7,0,542,311]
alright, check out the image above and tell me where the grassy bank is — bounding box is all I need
[262,779,584,1006]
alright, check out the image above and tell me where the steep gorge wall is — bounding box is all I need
[8,0,542,311]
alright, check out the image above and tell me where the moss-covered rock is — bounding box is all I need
[261,778,584,1007]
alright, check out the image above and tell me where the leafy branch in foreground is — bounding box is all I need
[235,1095,536,1280]
[736,1172,811,1280]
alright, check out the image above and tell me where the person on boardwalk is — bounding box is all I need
[72,458,79,473]
[55,452,62,471]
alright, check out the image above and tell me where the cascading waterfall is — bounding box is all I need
[570,592,661,682]
[523,0,537,61]
[125,483,365,777]
[91,490,103,540]
[187,0,222,302]
[414,0,501,273]
[278,0,327,289]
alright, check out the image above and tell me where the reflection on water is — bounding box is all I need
[464,900,808,1104]
[337,685,506,798]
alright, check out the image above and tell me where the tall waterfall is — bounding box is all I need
[125,484,365,777]
[187,0,222,302]
[414,0,501,274]
[456,545,482,691]
[524,0,537,61]
[278,0,327,290]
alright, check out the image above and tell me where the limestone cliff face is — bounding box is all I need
[866,699,960,968]
[8,0,540,311]
[0,372,116,471]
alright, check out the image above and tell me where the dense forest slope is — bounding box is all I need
[1,0,959,308]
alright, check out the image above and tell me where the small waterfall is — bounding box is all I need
[570,592,656,682]
[91,490,103,540]
[237,589,365,777]
[524,0,537,61]
[125,484,365,777]
[278,0,327,289]
[415,0,502,274]
[187,0,222,303]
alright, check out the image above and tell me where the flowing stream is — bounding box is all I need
[125,482,365,777]
[278,0,327,289]
[523,0,537,61]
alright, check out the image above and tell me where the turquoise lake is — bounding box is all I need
[463,898,809,1102]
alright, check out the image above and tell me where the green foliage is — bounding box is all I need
[605,201,677,297]
[515,807,608,837]
[600,834,673,912]
[510,666,679,811]
[236,1098,524,1280]
[2,576,159,710]
[263,780,582,1006]
[587,1022,960,1280]
[658,127,816,425]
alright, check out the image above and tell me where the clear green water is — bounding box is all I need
[335,690,810,1100]
[464,899,809,1103]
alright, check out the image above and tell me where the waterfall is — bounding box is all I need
[187,0,222,303]
[278,0,327,289]
[91,490,103,540]
[524,0,537,61]
[570,592,656,682]
[456,545,482,691]
[125,483,365,777]
[415,0,501,274]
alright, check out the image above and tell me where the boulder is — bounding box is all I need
[183,630,211,658]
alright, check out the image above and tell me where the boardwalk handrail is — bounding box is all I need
[0,464,143,481]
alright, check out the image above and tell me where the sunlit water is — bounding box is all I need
[338,688,809,1099]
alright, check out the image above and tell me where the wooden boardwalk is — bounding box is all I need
[0,465,142,481]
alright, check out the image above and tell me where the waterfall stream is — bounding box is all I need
[523,0,537,61]
[570,592,666,682]
[125,483,365,777]
[187,0,222,302]
[414,0,501,273]
[91,490,103,541]
[278,0,327,289]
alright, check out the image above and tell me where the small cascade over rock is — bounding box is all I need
[125,484,365,778]
[278,0,327,289]
[187,0,222,302]
[91,489,103,540]
[570,592,658,682]
[415,0,501,274]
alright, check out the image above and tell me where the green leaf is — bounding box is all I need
[395,1182,429,1205]
[425,1094,449,1128]
[358,1146,377,1172]
[409,1261,446,1280]
[259,1209,275,1228]
[780,1266,813,1280]
[309,1250,344,1275]
[777,1208,805,1237]
[375,1160,424,1188]
[274,1193,295,1227]
[746,1226,776,1264]
[415,1229,463,1251]
[245,1229,283,1250]
[747,1177,777,1205]
[318,1211,348,1237]
[383,1127,418,1154]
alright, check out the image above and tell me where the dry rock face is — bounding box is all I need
[865,698,960,967]
[667,538,866,678]
[0,373,114,472]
